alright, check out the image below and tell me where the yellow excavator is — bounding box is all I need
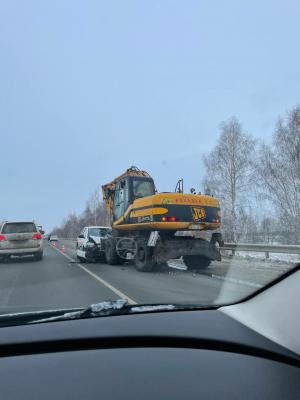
[102,166,223,272]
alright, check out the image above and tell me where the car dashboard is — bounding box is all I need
[0,303,299,399]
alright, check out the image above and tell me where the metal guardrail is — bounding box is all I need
[222,243,300,258]
[58,238,300,259]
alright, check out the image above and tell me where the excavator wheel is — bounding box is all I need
[183,255,211,270]
[105,238,124,265]
[134,240,155,272]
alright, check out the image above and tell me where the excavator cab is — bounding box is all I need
[112,176,155,221]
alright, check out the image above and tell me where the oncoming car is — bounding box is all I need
[0,222,44,262]
[76,226,112,262]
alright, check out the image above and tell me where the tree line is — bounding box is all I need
[203,105,300,244]
[52,105,300,244]
[52,190,110,238]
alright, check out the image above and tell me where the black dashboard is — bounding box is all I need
[0,310,299,399]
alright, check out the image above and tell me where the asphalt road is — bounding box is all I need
[0,239,291,314]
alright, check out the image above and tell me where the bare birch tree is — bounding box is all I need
[257,106,300,243]
[203,117,256,241]
[88,188,101,225]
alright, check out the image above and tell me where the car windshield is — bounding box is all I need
[89,228,111,237]
[0,1,299,323]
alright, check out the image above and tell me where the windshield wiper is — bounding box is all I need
[0,301,129,326]
[29,300,177,323]
[30,301,217,323]
[0,300,214,327]
[30,301,179,323]
[0,307,83,327]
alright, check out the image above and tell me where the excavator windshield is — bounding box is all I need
[133,179,155,198]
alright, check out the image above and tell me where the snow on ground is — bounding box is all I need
[222,250,300,265]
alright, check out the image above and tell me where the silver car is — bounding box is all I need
[0,222,44,261]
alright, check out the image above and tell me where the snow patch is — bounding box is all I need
[131,305,175,312]
[90,299,127,314]
[223,250,300,264]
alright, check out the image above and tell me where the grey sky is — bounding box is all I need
[1,0,299,230]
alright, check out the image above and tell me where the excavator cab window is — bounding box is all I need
[113,179,129,221]
[132,179,155,199]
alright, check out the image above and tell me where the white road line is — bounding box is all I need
[50,245,137,305]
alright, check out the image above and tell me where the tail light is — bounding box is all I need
[0,234,5,241]
[161,216,177,222]
[213,218,220,223]
[32,233,42,240]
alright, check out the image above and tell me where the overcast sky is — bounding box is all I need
[1,0,300,230]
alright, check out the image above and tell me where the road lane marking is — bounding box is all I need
[50,245,137,305]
